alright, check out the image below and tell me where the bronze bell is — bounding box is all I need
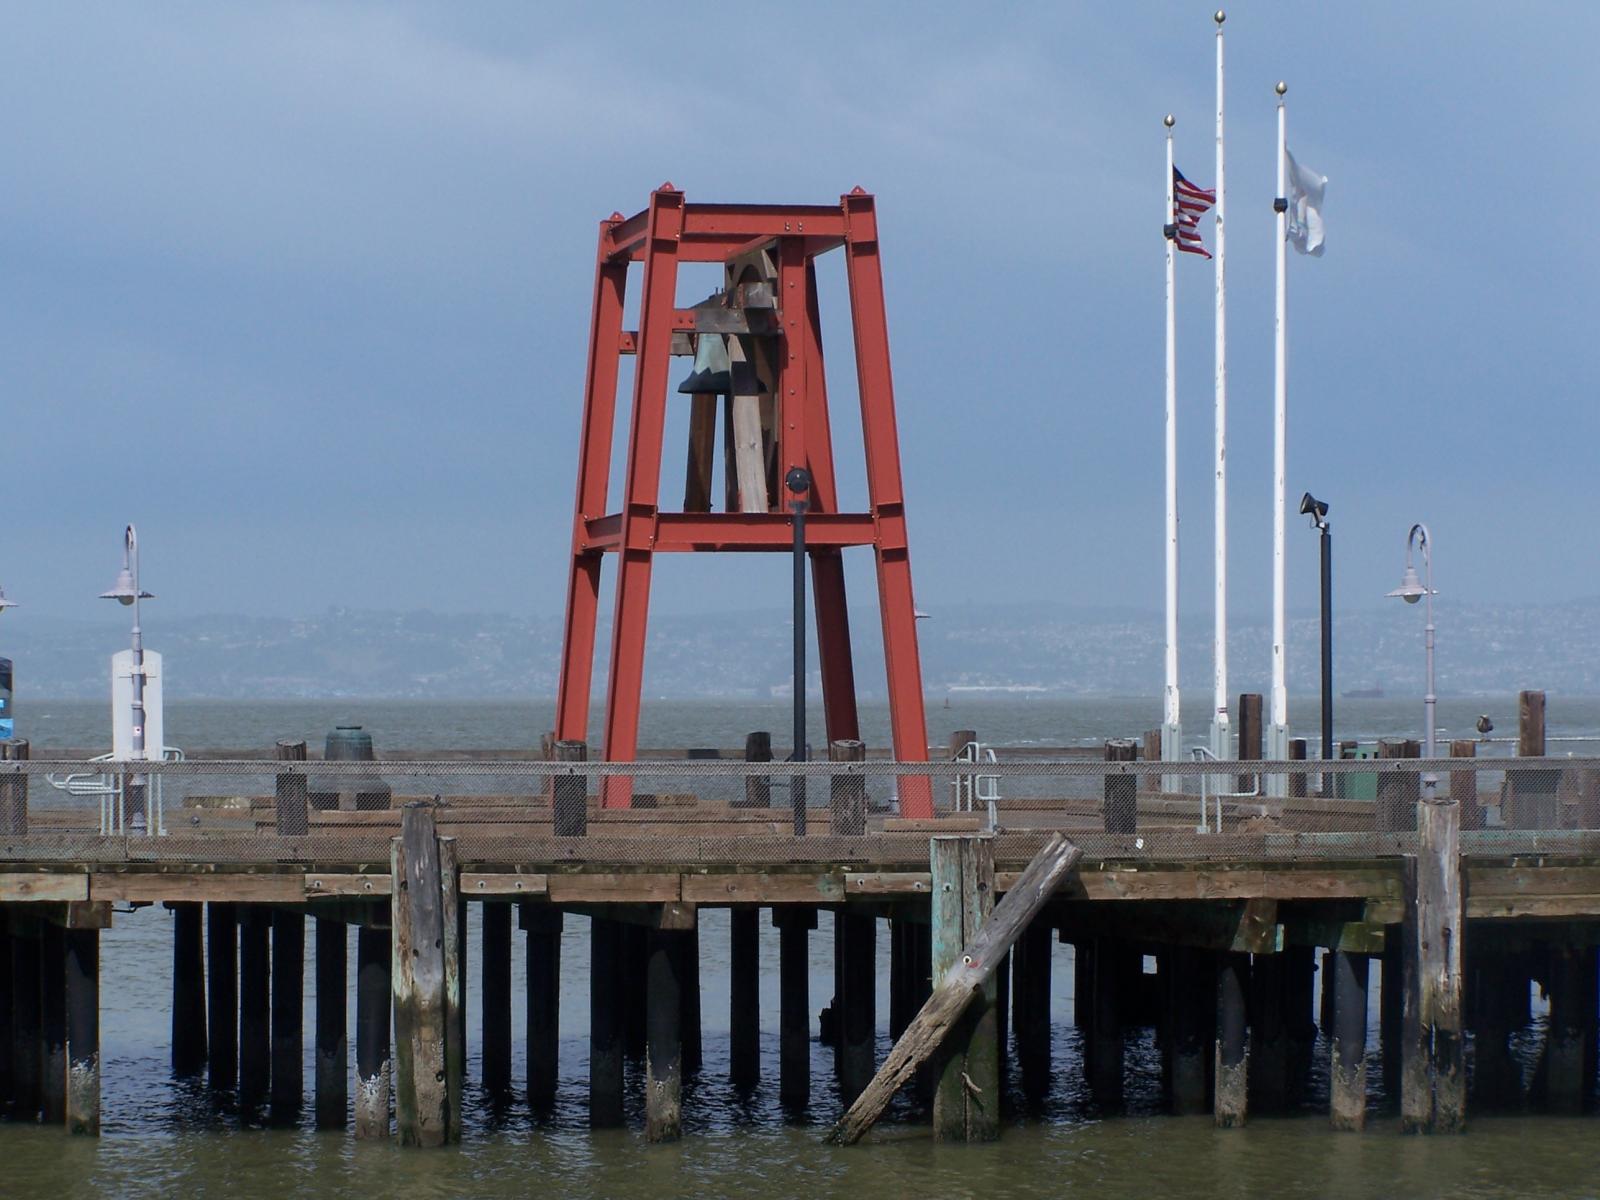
[677,332,732,394]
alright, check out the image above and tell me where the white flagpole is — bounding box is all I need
[1210,9,1231,769]
[1267,80,1290,794]
[1163,114,1182,782]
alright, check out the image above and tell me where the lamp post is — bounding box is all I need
[1387,522,1437,802]
[1299,493,1332,764]
[100,525,154,828]
[0,583,17,742]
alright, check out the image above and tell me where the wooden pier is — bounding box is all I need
[1,714,1598,1144]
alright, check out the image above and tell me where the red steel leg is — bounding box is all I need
[600,188,685,806]
[555,225,629,744]
[842,191,931,816]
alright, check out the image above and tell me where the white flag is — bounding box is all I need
[1285,149,1327,256]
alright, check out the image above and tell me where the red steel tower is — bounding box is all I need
[554,185,932,815]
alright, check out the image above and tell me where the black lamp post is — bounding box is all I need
[1299,493,1332,764]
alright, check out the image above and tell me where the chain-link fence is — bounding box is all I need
[1,753,1598,867]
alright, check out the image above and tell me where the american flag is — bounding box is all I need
[1172,167,1216,259]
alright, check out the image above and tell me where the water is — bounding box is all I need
[6,695,1600,1197]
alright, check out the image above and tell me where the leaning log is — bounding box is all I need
[827,832,1083,1145]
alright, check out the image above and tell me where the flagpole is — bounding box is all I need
[1267,80,1290,795]
[1163,114,1182,784]
[1210,9,1231,772]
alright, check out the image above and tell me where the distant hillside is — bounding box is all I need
[2,599,1596,700]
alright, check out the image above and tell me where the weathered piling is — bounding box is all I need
[729,907,760,1091]
[1540,941,1595,1114]
[1451,740,1480,829]
[1083,938,1125,1110]
[11,917,41,1119]
[1467,947,1518,1111]
[1329,950,1369,1131]
[1167,944,1211,1115]
[1,739,30,835]
[623,924,648,1059]
[1510,690,1559,829]
[740,731,772,808]
[274,739,308,836]
[931,835,998,1141]
[314,917,346,1130]
[354,920,391,1138]
[1288,738,1308,798]
[680,924,702,1075]
[1014,918,1052,1102]
[1237,693,1263,793]
[646,926,685,1142]
[438,836,463,1139]
[64,926,100,1136]
[1249,951,1288,1113]
[553,739,587,837]
[836,910,877,1108]
[238,906,271,1111]
[522,905,561,1111]
[1214,951,1249,1128]
[171,902,207,1077]
[0,913,12,1106]
[776,906,814,1111]
[1380,935,1402,1103]
[481,901,512,1094]
[270,909,304,1123]
[206,903,238,1092]
[1377,738,1421,831]
[389,803,459,1147]
[1104,739,1137,834]
[829,739,867,837]
[1405,779,1464,1134]
[589,916,625,1127]
[40,922,66,1124]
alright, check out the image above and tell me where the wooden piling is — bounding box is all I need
[1511,690,1558,829]
[775,907,815,1112]
[888,918,910,1041]
[646,927,685,1142]
[1284,943,1317,1091]
[171,902,207,1077]
[274,739,309,836]
[481,901,512,1094]
[1541,942,1595,1115]
[829,739,867,837]
[390,803,454,1147]
[1214,951,1249,1128]
[522,905,562,1111]
[1468,948,1518,1112]
[1380,935,1403,1103]
[740,731,772,809]
[837,910,877,1109]
[553,739,588,837]
[314,917,347,1130]
[623,923,648,1060]
[1329,950,1369,1131]
[1376,738,1421,831]
[1237,693,1263,793]
[206,902,238,1092]
[1288,738,1308,799]
[1249,951,1288,1113]
[438,836,463,1140]
[40,922,66,1124]
[1168,944,1211,1115]
[931,835,999,1141]
[1407,778,1464,1133]
[1104,739,1137,834]
[589,916,625,1127]
[64,928,99,1136]
[270,909,305,1124]
[1014,918,1052,1103]
[1084,938,1124,1111]
[1451,740,1480,830]
[1,739,29,835]
[238,906,271,1112]
[0,912,12,1107]
[10,919,41,1119]
[354,921,391,1138]
[729,907,760,1092]
[1142,728,1161,794]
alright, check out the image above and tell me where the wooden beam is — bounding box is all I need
[828,833,1082,1145]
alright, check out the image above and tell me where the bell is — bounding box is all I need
[677,333,732,394]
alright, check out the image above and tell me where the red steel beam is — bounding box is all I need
[602,199,849,262]
[580,512,876,553]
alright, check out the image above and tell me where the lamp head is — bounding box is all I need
[1387,564,1426,605]
[100,567,152,606]
[1299,491,1328,520]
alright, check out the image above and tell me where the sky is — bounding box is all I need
[1,1,1596,634]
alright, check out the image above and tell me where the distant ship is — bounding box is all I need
[1341,685,1385,699]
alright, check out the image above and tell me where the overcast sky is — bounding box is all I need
[1,1,1595,636]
